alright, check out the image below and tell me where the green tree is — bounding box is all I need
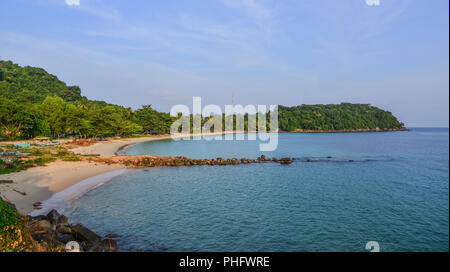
[40,96,67,137]
[0,98,35,139]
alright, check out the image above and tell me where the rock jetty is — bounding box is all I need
[85,155,294,168]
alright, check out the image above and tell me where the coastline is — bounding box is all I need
[69,131,236,158]
[0,135,171,215]
[0,161,125,215]
[0,129,410,216]
[0,131,239,215]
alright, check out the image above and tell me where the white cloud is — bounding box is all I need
[221,0,271,18]
[365,0,380,6]
[65,0,80,6]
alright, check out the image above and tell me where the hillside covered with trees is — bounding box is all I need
[278,104,405,131]
[0,60,173,139]
[0,60,405,139]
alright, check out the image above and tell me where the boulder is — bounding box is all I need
[56,233,75,244]
[32,232,65,248]
[46,209,60,223]
[71,224,102,244]
[279,158,293,165]
[57,225,72,234]
[29,220,52,234]
[57,215,69,226]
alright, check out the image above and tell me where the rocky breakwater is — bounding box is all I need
[28,209,118,252]
[85,154,294,167]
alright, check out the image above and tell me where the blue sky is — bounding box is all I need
[0,0,448,127]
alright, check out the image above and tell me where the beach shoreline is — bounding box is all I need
[0,132,239,215]
[0,135,172,215]
[0,129,408,216]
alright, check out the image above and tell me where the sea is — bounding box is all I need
[68,128,449,252]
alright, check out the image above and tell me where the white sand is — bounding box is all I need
[69,135,173,157]
[1,132,235,215]
[0,161,124,215]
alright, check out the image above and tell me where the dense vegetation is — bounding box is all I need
[0,60,173,139]
[278,104,405,131]
[0,60,405,139]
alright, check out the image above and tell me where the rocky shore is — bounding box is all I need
[288,127,409,133]
[27,209,119,252]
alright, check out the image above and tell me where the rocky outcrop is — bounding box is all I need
[71,224,102,245]
[291,127,409,133]
[86,155,296,168]
[279,158,293,165]
[28,210,119,252]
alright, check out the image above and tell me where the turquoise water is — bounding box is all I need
[69,129,449,252]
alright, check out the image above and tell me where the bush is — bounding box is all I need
[61,153,81,162]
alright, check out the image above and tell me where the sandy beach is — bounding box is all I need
[0,135,173,215]
[0,132,233,215]
[69,135,174,157]
[0,161,124,214]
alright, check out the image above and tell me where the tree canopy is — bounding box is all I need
[278,104,405,131]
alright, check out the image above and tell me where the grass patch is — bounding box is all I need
[61,153,82,161]
[0,168,21,174]
[0,146,85,174]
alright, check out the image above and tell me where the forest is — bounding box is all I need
[0,60,405,140]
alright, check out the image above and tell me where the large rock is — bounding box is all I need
[56,225,72,234]
[46,209,60,223]
[279,158,293,165]
[56,233,75,244]
[71,224,102,244]
[32,232,65,249]
[57,215,69,226]
[29,220,52,234]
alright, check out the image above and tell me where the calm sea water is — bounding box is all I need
[69,129,449,252]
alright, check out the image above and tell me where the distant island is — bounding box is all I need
[0,60,406,140]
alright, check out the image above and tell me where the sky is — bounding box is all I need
[0,0,448,127]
